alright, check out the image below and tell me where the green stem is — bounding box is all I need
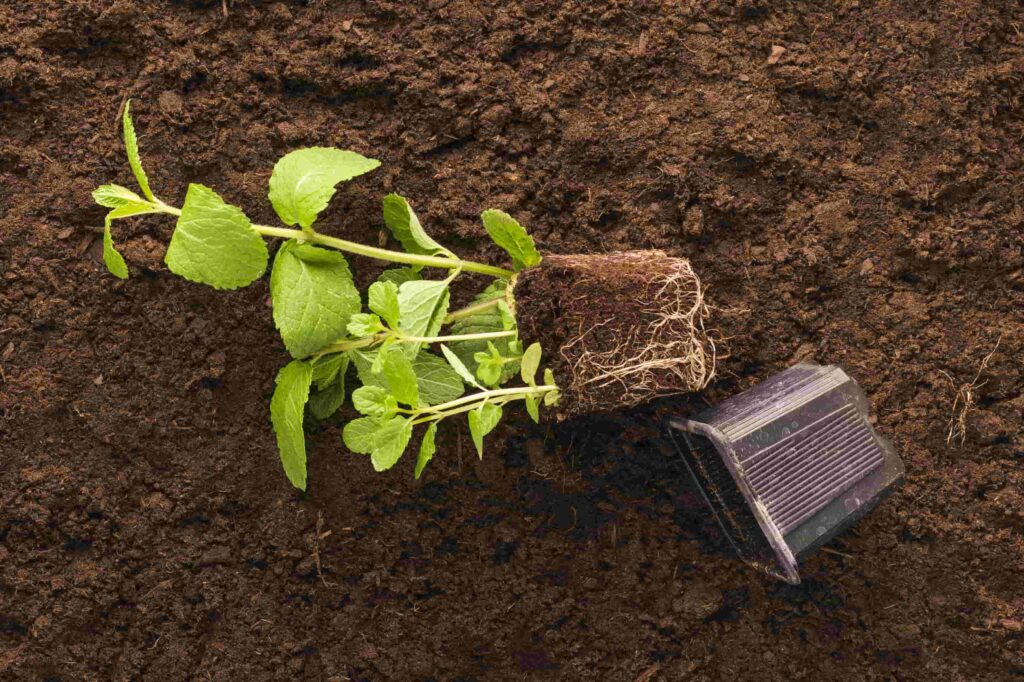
[315,329,516,357]
[411,384,557,420]
[151,202,513,278]
[442,297,503,324]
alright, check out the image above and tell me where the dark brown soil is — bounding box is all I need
[515,251,712,418]
[1,1,1022,680]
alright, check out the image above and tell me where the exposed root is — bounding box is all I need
[515,250,715,417]
[941,334,1002,446]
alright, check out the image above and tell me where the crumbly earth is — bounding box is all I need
[1,1,1022,680]
[514,251,713,418]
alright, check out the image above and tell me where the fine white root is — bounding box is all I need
[557,252,715,413]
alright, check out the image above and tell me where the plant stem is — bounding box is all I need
[442,296,503,324]
[412,384,557,418]
[315,329,515,356]
[152,202,513,278]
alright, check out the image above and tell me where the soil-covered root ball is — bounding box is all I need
[513,250,715,419]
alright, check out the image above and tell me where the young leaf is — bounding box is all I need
[520,342,542,386]
[347,313,383,338]
[308,354,349,419]
[270,239,361,358]
[165,183,269,290]
[93,184,147,209]
[524,395,540,423]
[343,417,378,454]
[101,204,157,279]
[377,267,421,286]
[352,385,393,417]
[368,280,400,328]
[414,423,438,480]
[370,416,413,471]
[122,100,156,202]
[270,359,313,490]
[103,219,128,279]
[308,373,346,420]
[268,147,380,230]
[440,344,482,389]
[381,347,419,407]
[397,279,450,357]
[467,402,502,458]
[411,352,465,404]
[382,194,449,257]
[544,368,556,386]
[544,389,561,407]
[480,209,541,271]
[448,279,518,380]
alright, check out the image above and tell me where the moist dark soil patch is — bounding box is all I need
[2,2,1022,680]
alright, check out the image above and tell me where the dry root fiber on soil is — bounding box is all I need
[514,250,715,418]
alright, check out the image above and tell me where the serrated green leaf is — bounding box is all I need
[347,313,383,338]
[122,100,155,202]
[411,352,465,404]
[165,183,268,290]
[468,402,502,458]
[270,359,313,490]
[311,352,348,389]
[270,239,360,358]
[525,395,540,423]
[521,342,542,386]
[480,209,541,271]
[381,347,419,406]
[475,357,503,387]
[268,147,380,230]
[368,280,400,328]
[397,279,450,358]
[382,193,449,257]
[101,203,157,280]
[448,279,518,380]
[343,417,378,454]
[308,374,346,420]
[377,267,421,286]
[352,385,392,417]
[370,416,413,471]
[440,344,482,389]
[415,423,438,480]
[93,184,147,209]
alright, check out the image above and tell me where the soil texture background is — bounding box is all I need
[1,1,1022,680]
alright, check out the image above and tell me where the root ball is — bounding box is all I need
[514,250,715,419]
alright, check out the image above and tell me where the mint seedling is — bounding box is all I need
[96,100,714,491]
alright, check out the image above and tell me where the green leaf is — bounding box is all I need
[411,352,465,404]
[524,395,540,423]
[93,184,147,209]
[381,347,419,406]
[165,183,269,290]
[474,356,503,387]
[544,368,556,386]
[368,281,400,328]
[440,344,482,389]
[103,219,128,279]
[448,279,518,380]
[370,416,413,472]
[480,209,541,271]
[414,423,438,480]
[467,402,502,458]
[382,193,449,257]
[270,360,313,490]
[312,353,348,388]
[397,279,450,358]
[352,385,393,417]
[347,313,383,338]
[268,147,380,230]
[377,267,421,286]
[343,417,378,454]
[520,342,542,386]
[122,100,155,202]
[101,203,157,280]
[308,375,346,420]
[270,239,360,358]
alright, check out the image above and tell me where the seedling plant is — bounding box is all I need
[95,102,561,489]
